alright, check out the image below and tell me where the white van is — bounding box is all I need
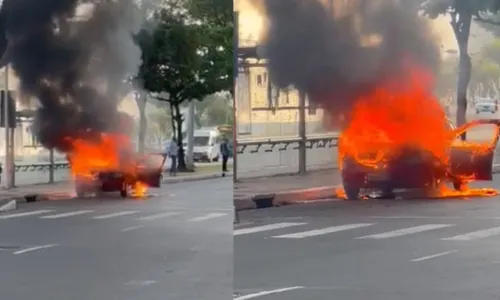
[188,128,221,162]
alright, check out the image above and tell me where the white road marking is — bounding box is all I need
[124,280,157,287]
[13,244,58,255]
[0,209,54,219]
[356,224,454,239]
[411,250,458,262]
[92,211,140,220]
[188,213,228,222]
[40,210,94,219]
[135,212,182,221]
[121,225,146,232]
[234,286,304,300]
[370,216,461,219]
[233,222,307,236]
[442,226,500,241]
[273,223,374,239]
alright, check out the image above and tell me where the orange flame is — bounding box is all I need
[336,65,497,199]
[67,133,149,198]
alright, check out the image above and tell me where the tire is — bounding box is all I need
[120,183,128,198]
[453,180,466,191]
[213,155,220,162]
[380,186,395,199]
[75,185,86,198]
[343,184,360,200]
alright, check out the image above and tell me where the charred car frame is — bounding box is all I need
[340,119,500,200]
[71,153,165,198]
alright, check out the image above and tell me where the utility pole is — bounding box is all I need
[3,65,12,189]
[298,90,306,175]
[233,11,239,183]
[186,100,194,169]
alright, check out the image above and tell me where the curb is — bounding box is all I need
[234,185,340,211]
[234,165,500,211]
[162,172,232,184]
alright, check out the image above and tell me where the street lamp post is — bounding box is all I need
[3,65,13,189]
[233,11,239,183]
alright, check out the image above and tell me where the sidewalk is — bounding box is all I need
[234,169,342,210]
[0,167,229,204]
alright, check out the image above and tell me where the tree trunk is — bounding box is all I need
[136,92,147,153]
[456,50,471,140]
[173,102,187,171]
[169,102,176,139]
[451,12,472,140]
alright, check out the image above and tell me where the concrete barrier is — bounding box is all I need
[236,136,339,178]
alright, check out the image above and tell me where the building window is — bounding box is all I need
[307,96,317,115]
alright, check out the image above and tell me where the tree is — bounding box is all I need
[136,0,233,170]
[147,109,172,148]
[435,56,458,99]
[422,1,500,139]
[194,92,233,127]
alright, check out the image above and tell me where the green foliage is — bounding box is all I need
[422,1,500,19]
[135,0,232,169]
[194,93,233,127]
[136,0,233,104]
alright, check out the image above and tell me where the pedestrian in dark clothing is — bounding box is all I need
[220,137,230,175]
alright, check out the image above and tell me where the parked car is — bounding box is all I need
[475,97,498,114]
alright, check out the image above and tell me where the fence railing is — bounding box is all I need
[235,133,340,179]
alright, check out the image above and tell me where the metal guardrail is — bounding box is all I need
[236,134,340,154]
[14,162,70,172]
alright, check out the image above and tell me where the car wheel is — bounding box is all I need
[213,155,219,162]
[380,186,395,199]
[453,181,466,192]
[75,184,86,198]
[343,184,360,200]
[120,183,128,198]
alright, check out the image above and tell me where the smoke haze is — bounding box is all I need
[259,0,441,114]
[0,0,145,152]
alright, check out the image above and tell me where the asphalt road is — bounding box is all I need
[234,176,500,300]
[0,178,232,300]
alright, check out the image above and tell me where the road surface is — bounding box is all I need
[0,178,232,300]
[234,176,500,300]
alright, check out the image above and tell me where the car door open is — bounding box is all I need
[449,120,500,181]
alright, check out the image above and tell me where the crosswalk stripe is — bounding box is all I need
[40,210,94,219]
[188,213,228,222]
[92,211,140,220]
[272,223,374,239]
[234,222,307,236]
[442,226,500,241]
[356,224,454,239]
[0,210,54,219]
[135,212,182,221]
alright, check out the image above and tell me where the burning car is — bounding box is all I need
[71,153,164,198]
[66,133,165,199]
[340,119,500,200]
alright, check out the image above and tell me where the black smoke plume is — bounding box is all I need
[0,0,143,152]
[259,0,441,115]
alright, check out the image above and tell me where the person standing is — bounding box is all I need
[220,136,230,176]
[165,138,179,176]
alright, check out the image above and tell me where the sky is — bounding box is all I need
[235,0,494,57]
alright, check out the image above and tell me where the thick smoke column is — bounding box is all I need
[0,0,143,152]
[259,0,441,115]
